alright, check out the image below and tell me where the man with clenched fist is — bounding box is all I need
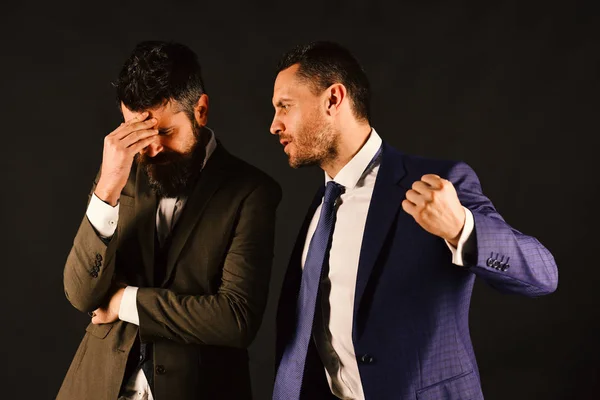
[270,41,558,400]
[58,41,281,400]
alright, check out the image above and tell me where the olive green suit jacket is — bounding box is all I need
[57,144,281,400]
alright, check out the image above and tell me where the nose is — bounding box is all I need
[143,141,164,157]
[270,117,284,136]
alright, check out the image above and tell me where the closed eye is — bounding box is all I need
[276,100,291,110]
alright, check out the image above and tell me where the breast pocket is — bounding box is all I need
[85,322,113,339]
[416,370,483,400]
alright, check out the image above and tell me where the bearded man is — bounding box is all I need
[58,40,281,400]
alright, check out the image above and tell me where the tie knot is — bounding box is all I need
[323,181,344,206]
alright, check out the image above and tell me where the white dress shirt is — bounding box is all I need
[301,129,474,400]
[85,129,217,400]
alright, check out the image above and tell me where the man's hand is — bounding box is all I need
[402,174,466,247]
[94,111,159,206]
[91,287,125,325]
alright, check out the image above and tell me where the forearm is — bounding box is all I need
[63,215,119,312]
[468,212,558,296]
[136,286,268,348]
[448,161,558,296]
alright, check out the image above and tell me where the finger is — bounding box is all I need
[421,174,444,189]
[405,189,423,206]
[114,118,157,140]
[124,111,149,125]
[402,199,416,215]
[129,135,160,154]
[91,310,104,325]
[122,128,159,148]
[107,112,149,138]
[411,180,433,196]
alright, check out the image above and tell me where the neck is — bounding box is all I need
[321,121,372,179]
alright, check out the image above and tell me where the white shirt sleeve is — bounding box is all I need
[445,207,475,266]
[86,193,119,238]
[118,286,140,326]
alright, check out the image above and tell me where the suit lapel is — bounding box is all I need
[353,143,408,334]
[135,164,158,286]
[159,144,231,287]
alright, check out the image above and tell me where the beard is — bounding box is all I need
[138,122,207,198]
[284,111,339,169]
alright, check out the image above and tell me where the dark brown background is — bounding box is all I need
[1,0,598,398]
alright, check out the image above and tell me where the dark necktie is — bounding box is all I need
[273,181,344,400]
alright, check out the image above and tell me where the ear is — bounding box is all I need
[325,83,348,116]
[194,94,209,126]
[324,83,347,116]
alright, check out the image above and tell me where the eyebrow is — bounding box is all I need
[275,98,292,107]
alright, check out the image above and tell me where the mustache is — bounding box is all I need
[138,150,188,165]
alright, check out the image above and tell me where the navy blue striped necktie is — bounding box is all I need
[273,180,344,400]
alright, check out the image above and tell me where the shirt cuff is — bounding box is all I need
[445,207,474,266]
[86,193,119,238]
[118,286,140,326]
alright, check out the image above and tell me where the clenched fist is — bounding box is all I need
[94,111,159,206]
[401,174,466,247]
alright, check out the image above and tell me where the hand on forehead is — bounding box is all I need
[122,101,175,124]
[123,109,151,123]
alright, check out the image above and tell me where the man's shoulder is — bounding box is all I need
[217,146,282,195]
[383,142,473,179]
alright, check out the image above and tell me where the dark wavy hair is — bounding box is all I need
[114,41,206,120]
[276,41,371,122]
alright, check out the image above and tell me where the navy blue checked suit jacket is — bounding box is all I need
[275,141,558,400]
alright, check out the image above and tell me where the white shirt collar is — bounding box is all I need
[325,128,382,190]
[203,126,218,168]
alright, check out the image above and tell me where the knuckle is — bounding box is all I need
[421,207,431,219]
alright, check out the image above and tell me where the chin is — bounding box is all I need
[286,153,299,168]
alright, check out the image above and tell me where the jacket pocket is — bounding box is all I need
[85,322,113,339]
[416,370,483,400]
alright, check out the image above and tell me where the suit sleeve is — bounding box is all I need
[448,162,558,297]
[63,169,121,313]
[135,179,282,348]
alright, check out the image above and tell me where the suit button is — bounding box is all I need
[503,263,510,270]
[360,354,374,364]
[90,271,98,278]
[156,365,166,375]
[95,254,103,262]
[486,258,494,267]
[493,260,501,269]
[94,259,102,268]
